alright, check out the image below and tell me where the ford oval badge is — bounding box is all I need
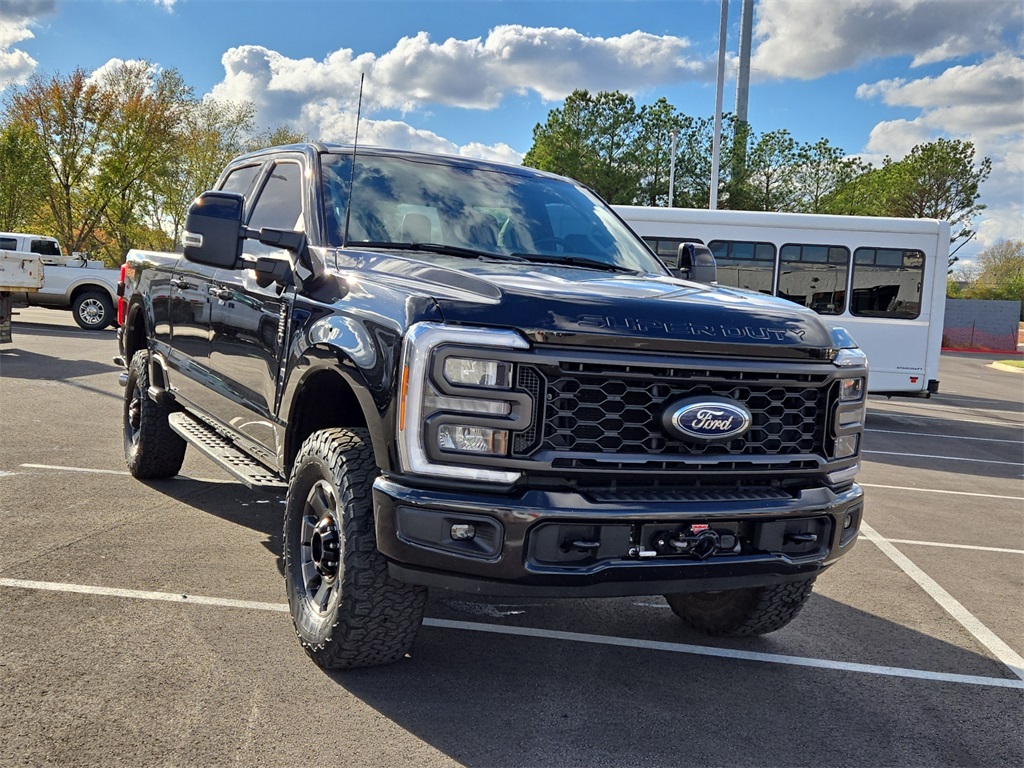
[663,397,752,441]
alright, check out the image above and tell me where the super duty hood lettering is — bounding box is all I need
[575,314,805,342]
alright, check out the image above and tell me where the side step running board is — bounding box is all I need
[168,411,287,491]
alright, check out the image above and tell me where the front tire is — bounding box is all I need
[283,428,427,669]
[664,577,817,636]
[72,290,114,330]
[123,351,186,479]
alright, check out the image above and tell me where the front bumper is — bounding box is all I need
[373,479,864,597]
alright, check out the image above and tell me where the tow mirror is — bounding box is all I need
[183,191,245,268]
[676,242,718,284]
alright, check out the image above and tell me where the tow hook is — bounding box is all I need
[652,525,740,560]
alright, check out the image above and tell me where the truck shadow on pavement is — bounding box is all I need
[326,593,1023,768]
[141,476,286,576]
[0,347,120,400]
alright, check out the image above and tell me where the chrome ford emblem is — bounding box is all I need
[663,397,752,441]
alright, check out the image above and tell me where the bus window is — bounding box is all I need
[851,247,924,319]
[708,239,775,295]
[777,244,850,315]
[642,236,703,268]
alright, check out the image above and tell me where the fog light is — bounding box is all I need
[438,424,509,455]
[844,514,853,529]
[834,433,859,458]
[451,524,476,541]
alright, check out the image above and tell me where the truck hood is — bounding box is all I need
[335,251,838,360]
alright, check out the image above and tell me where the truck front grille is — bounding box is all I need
[511,357,831,465]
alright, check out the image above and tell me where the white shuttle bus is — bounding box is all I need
[614,206,951,397]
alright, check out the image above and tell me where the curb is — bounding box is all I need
[942,347,1024,356]
[988,362,1024,374]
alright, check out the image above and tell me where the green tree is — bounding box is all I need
[94,61,193,263]
[0,121,48,231]
[744,128,799,212]
[522,89,641,203]
[150,98,255,249]
[632,98,683,206]
[3,69,112,257]
[3,64,195,264]
[958,240,1024,312]
[247,123,309,152]
[792,138,869,214]
[588,91,641,203]
[876,139,992,266]
[523,89,596,186]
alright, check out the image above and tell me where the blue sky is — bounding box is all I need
[2,0,1022,261]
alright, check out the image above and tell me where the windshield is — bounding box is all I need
[320,152,665,274]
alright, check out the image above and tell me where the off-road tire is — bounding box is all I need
[283,428,427,669]
[665,577,816,636]
[123,350,186,479]
[72,289,114,330]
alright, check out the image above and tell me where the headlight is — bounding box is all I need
[840,377,864,401]
[398,323,529,483]
[443,357,512,388]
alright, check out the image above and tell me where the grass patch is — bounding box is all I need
[996,359,1024,369]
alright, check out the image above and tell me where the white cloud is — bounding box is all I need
[857,53,1024,248]
[208,25,710,128]
[205,25,711,163]
[0,0,55,88]
[751,0,1021,80]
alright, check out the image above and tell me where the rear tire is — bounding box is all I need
[283,428,427,669]
[72,290,114,330]
[664,577,816,636]
[123,351,186,479]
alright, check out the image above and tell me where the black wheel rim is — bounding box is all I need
[298,479,342,614]
[126,381,143,447]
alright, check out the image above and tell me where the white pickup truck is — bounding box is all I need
[0,232,120,330]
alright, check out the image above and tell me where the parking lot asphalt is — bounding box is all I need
[1,307,1022,768]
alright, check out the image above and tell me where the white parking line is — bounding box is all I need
[884,539,1024,555]
[863,450,1023,467]
[19,463,130,476]
[1,576,1021,689]
[867,429,1023,444]
[17,463,235,484]
[861,522,1024,683]
[859,483,1024,502]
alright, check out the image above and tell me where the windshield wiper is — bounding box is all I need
[511,253,639,274]
[352,241,528,263]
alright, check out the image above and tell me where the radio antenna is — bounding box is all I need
[341,72,365,249]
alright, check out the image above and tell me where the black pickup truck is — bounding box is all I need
[117,143,867,669]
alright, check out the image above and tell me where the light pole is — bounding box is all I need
[668,128,679,207]
[709,0,728,210]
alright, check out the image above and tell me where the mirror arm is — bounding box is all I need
[239,226,322,290]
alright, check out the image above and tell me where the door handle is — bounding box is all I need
[169,278,192,290]
[211,287,233,301]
